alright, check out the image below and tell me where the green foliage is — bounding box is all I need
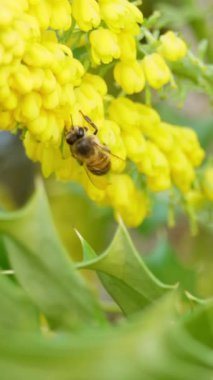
[0,183,212,380]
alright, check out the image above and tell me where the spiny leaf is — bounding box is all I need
[76,220,176,315]
[0,294,212,380]
[0,180,106,330]
[0,274,39,332]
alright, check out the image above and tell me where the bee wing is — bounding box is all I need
[93,142,125,161]
[83,165,109,190]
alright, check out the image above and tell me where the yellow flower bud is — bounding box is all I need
[147,173,171,192]
[60,83,76,109]
[28,1,51,30]
[21,92,42,120]
[40,69,57,93]
[106,174,135,208]
[158,31,187,62]
[99,0,143,34]
[23,43,53,67]
[23,132,41,162]
[184,190,205,210]
[171,127,205,167]
[148,122,175,153]
[28,110,48,135]
[137,141,170,179]
[98,119,127,173]
[108,97,141,131]
[142,53,171,89]
[115,190,148,227]
[41,146,61,177]
[2,91,18,110]
[83,74,108,96]
[56,57,84,86]
[114,60,145,94]
[89,28,120,65]
[0,111,14,130]
[42,87,60,110]
[72,0,101,32]
[75,82,104,119]
[49,0,72,31]
[29,67,45,90]
[0,4,14,27]
[169,149,195,192]
[135,104,161,136]
[118,33,136,61]
[122,128,146,163]
[11,64,34,94]
[1,29,18,48]
[202,167,213,201]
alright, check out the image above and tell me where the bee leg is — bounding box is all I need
[79,110,98,135]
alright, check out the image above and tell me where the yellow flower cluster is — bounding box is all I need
[0,0,207,227]
[108,97,205,193]
[0,0,82,145]
[70,0,187,94]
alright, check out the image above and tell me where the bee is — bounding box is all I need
[65,111,111,176]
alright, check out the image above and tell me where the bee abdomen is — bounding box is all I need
[87,158,111,176]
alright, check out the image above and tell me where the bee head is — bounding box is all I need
[66,127,86,145]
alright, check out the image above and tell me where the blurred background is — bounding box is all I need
[0,0,212,298]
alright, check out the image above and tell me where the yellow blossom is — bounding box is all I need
[106,174,135,207]
[118,33,137,61]
[106,173,148,227]
[0,0,208,228]
[21,92,42,120]
[134,103,161,135]
[142,53,172,89]
[0,111,15,130]
[171,126,205,167]
[74,81,104,122]
[115,190,148,227]
[83,73,108,97]
[108,97,142,131]
[89,28,120,65]
[158,31,187,62]
[122,128,146,163]
[98,119,127,172]
[148,122,175,153]
[137,142,170,184]
[99,0,143,34]
[168,149,195,192]
[147,173,171,192]
[202,167,213,201]
[49,0,72,31]
[23,42,54,67]
[184,190,205,210]
[72,0,101,32]
[114,60,145,94]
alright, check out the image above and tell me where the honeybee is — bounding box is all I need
[65,111,111,176]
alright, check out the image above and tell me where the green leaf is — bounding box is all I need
[76,221,176,315]
[0,294,212,380]
[0,274,39,332]
[0,180,106,331]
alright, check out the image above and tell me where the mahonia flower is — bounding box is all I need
[202,167,213,201]
[99,0,143,34]
[118,33,137,61]
[0,0,208,228]
[71,0,101,32]
[29,0,72,30]
[142,53,172,89]
[158,31,188,62]
[89,28,120,65]
[114,60,145,94]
